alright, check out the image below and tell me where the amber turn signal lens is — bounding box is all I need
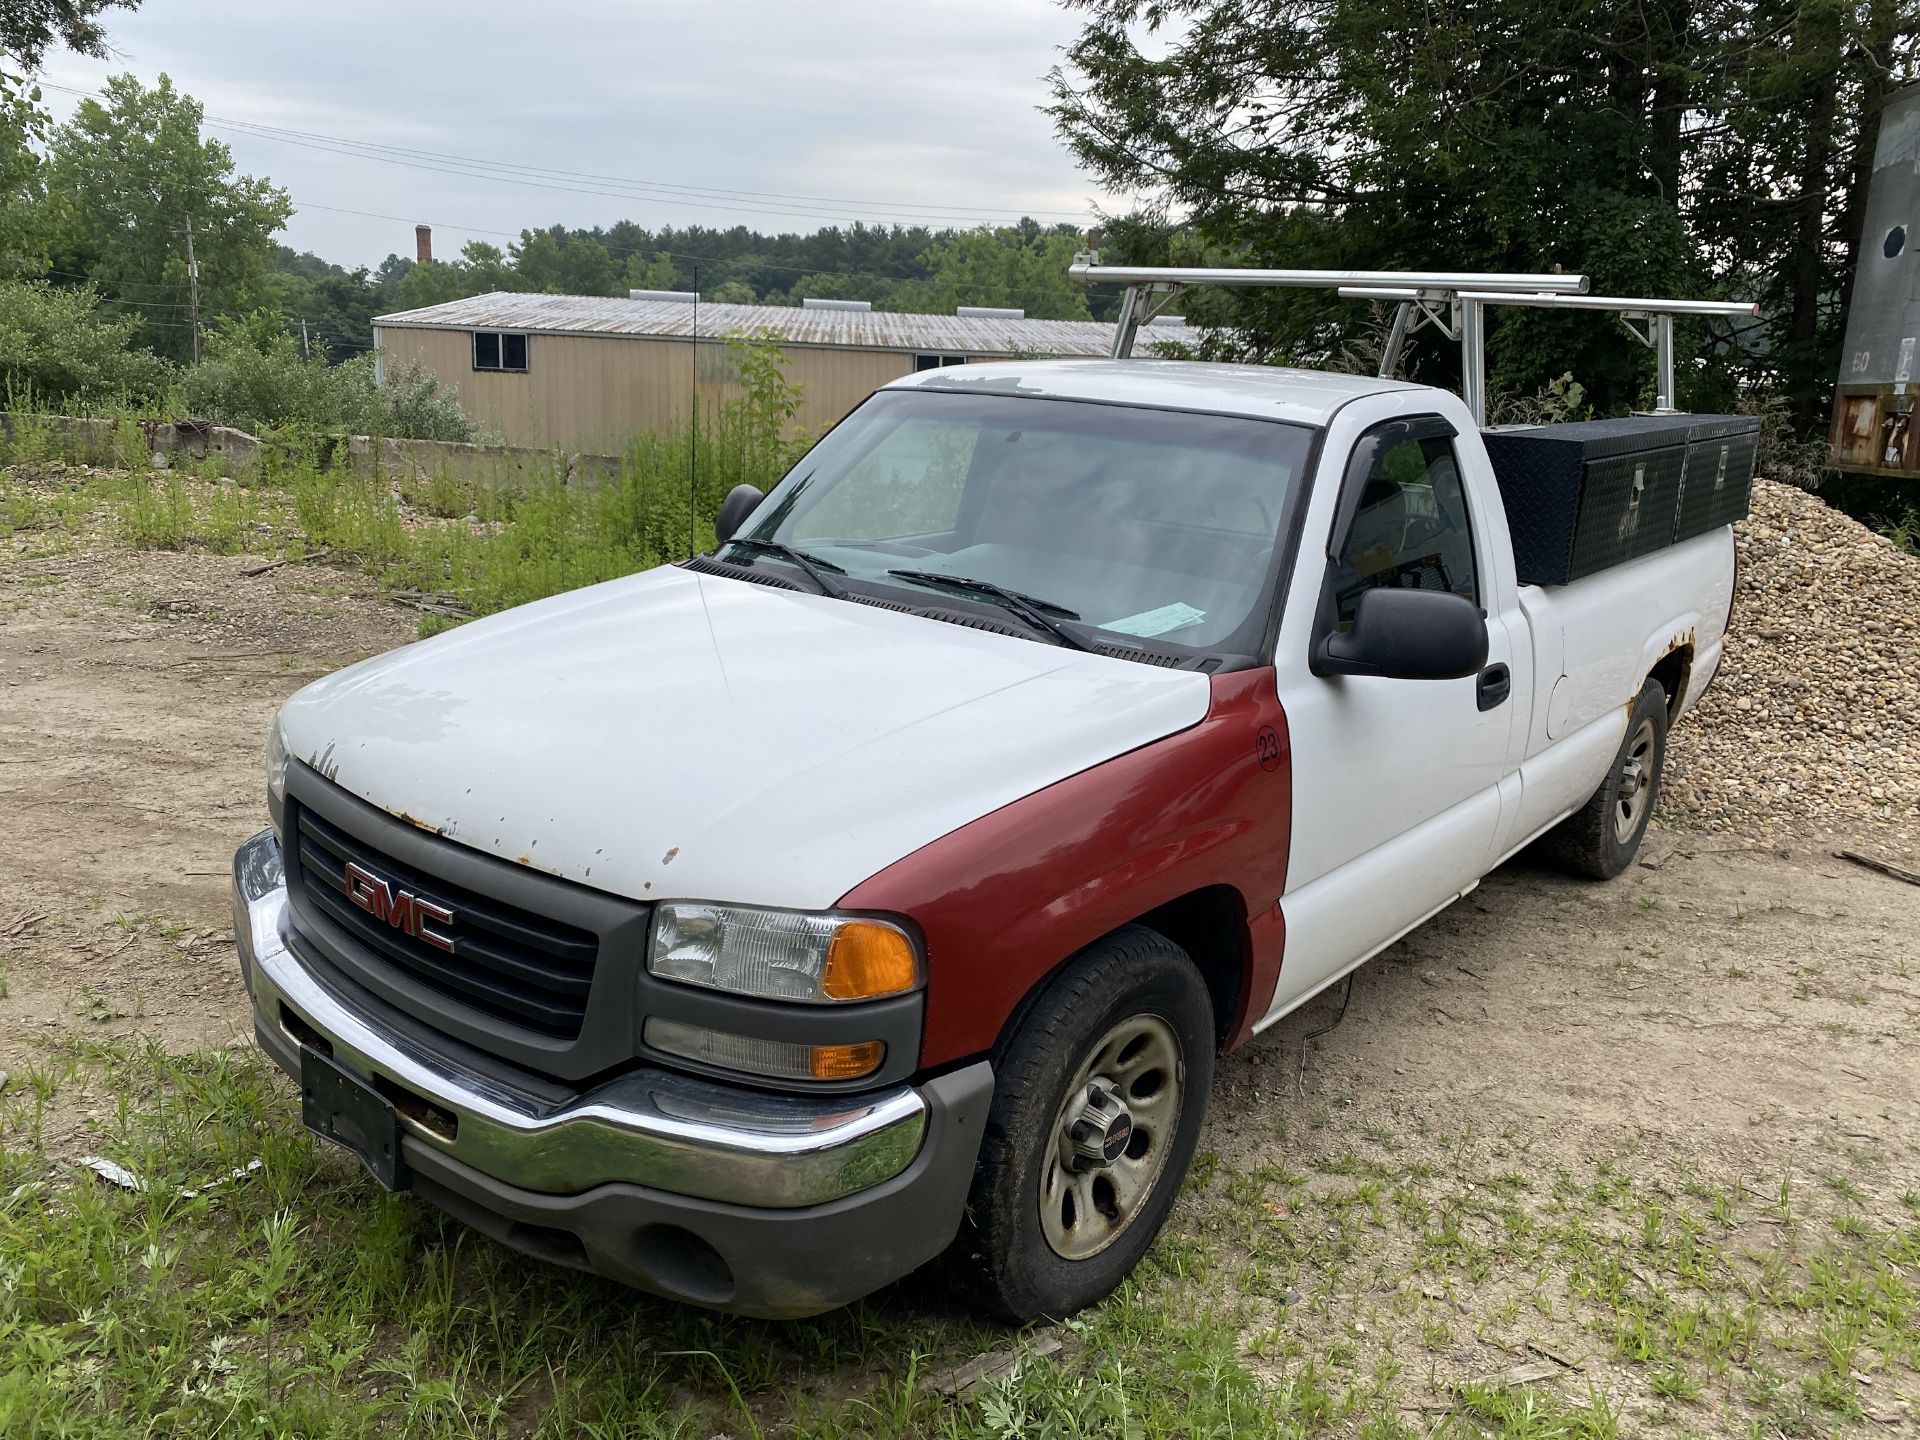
[809,1040,886,1080]
[821,921,918,1001]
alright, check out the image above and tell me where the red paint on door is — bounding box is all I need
[839,668,1293,1068]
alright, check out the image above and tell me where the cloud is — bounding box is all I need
[41,0,1115,266]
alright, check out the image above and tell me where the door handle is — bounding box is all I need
[1476,662,1511,711]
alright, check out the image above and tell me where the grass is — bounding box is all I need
[0,422,798,637]
[0,336,811,636]
[10,1034,1915,1436]
[2,1042,1350,1439]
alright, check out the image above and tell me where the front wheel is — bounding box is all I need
[955,926,1214,1322]
[1546,677,1669,879]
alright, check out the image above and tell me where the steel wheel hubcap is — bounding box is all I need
[1040,1014,1183,1261]
[1615,717,1657,843]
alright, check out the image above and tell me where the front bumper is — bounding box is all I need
[233,830,992,1316]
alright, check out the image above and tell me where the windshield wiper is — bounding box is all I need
[885,569,1092,651]
[723,538,846,597]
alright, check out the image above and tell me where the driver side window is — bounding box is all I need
[1330,432,1478,625]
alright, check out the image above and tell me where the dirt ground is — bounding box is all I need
[1221,837,1919,1424]
[3,533,1918,1427]
[0,544,415,1090]
[3,538,1915,1168]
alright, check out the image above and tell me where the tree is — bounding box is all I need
[385,239,524,313]
[894,226,1093,320]
[625,250,678,290]
[1688,0,1907,420]
[1,1,145,279]
[512,225,619,294]
[0,0,140,73]
[780,269,902,306]
[266,247,383,360]
[0,77,46,276]
[46,73,291,363]
[0,277,169,404]
[1049,0,1918,419]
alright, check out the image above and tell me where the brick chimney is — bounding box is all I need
[415,224,433,266]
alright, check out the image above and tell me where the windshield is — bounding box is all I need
[737,389,1314,655]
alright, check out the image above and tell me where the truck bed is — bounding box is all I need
[1503,526,1736,863]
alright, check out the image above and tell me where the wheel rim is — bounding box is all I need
[1614,717,1658,844]
[1039,1013,1184,1261]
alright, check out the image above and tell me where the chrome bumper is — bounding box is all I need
[232,830,930,1209]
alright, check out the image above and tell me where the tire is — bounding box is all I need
[954,925,1215,1322]
[1546,678,1669,880]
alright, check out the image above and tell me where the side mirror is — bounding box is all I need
[1312,587,1488,680]
[713,484,766,546]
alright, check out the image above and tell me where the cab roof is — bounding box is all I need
[881,358,1426,428]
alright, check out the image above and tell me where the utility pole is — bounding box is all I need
[300,318,310,362]
[184,215,202,366]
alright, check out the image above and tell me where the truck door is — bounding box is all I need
[1261,414,1521,1027]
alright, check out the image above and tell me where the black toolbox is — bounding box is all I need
[1673,414,1761,542]
[1481,415,1759,585]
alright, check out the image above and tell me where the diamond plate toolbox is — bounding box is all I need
[1482,415,1758,585]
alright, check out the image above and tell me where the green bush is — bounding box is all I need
[179,314,476,442]
[0,280,172,408]
[368,359,477,442]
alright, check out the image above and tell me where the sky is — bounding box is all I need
[42,0,1128,271]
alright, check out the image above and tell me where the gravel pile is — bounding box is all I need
[1661,477,1920,840]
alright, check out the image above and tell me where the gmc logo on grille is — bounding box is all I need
[343,861,455,954]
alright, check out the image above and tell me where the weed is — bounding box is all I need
[1449,1379,1623,1439]
[1826,1174,1866,1206]
[121,470,194,549]
[1649,1362,1701,1401]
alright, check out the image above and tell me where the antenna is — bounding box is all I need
[689,263,699,559]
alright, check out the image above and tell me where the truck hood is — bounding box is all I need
[277,565,1210,909]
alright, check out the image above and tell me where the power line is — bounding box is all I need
[42,267,192,299]
[209,118,1053,228]
[291,199,518,239]
[40,81,1094,229]
[36,85,1100,307]
[211,113,1091,224]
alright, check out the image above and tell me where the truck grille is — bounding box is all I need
[291,804,599,1037]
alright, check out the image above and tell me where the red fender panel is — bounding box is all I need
[838,668,1292,1069]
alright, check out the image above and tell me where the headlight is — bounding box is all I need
[266,714,290,807]
[647,903,919,1004]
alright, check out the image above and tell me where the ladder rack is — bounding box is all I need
[1070,262,1758,425]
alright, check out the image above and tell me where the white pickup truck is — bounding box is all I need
[232,357,1743,1321]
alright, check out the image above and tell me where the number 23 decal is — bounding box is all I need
[1255,726,1282,772]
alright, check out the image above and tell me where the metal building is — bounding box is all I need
[372,292,1194,451]
[1831,79,1920,477]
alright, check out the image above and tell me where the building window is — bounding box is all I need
[473,332,528,372]
[914,354,967,371]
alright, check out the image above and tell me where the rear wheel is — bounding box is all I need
[1547,678,1668,879]
[955,926,1214,1322]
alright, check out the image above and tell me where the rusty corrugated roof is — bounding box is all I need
[371,291,1195,355]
